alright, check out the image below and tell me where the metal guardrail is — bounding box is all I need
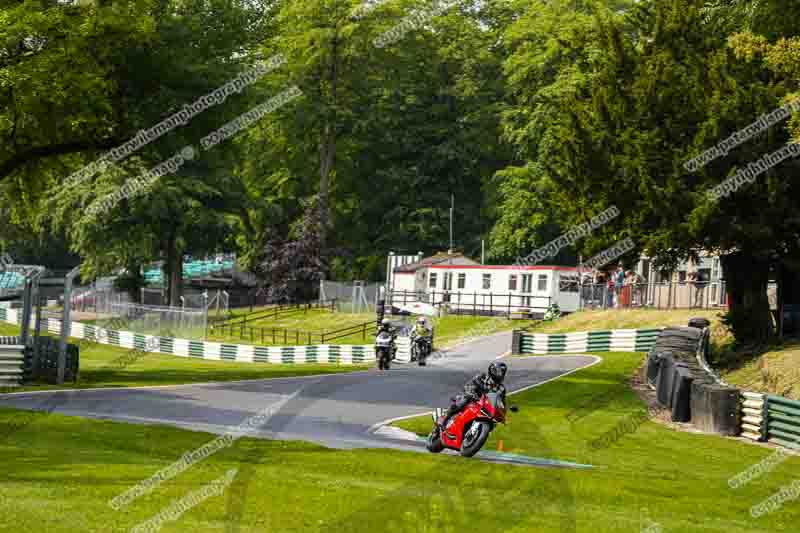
[389,289,552,317]
[738,385,800,450]
[764,395,800,450]
[0,342,26,387]
[514,328,662,355]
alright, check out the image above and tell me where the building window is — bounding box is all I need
[537,274,548,292]
[444,272,453,291]
[521,274,533,294]
[482,274,492,290]
[457,273,466,289]
[429,273,438,289]
[558,274,579,293]
[508,274,518,291]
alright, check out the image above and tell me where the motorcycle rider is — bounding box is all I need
[376,318,398,359]
[438,361,508,430]
[410,317,431,353]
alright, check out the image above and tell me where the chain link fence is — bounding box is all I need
[108,302,207,339]
[320,280,380,314]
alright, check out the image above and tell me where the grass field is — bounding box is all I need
[0,350,797,531]
[0,322,367,393]
[207,309,377,346]
[70,307,539,348]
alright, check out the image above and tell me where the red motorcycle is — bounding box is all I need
[426,391,518,457]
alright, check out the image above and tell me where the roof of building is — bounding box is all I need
[429,264,579,271]
[393,252,479,273]
[393,252,580,273]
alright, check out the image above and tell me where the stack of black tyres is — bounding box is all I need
[647,325,712,423]
[645,318,740,434]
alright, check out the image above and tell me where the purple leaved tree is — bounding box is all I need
[256,196,328,303]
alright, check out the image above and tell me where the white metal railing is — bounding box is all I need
[578,281,729,310]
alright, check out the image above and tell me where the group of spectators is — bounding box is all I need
[582,264,708,308]
[584,264,644,308]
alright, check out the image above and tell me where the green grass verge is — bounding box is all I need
[528,308,734,352]
[0,351,797,531]
[394,351,799,532]
[427,315,538,348]
[0,322,367,393]
[723,340,800,400]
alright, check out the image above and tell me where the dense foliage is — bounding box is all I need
[1,0,799,343]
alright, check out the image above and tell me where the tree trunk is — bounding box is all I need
[777,260,800,338]
[319,123,334,246]
[127,259,143,304]
[163,233,183,308]
[720,252,774,346]
[317,29,339,249]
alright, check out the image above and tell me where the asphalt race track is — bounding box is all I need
[0,332,597,462]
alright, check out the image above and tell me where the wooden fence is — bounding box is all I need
[210,318,374,346]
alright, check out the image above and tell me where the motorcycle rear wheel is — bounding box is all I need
[460,421,490,457]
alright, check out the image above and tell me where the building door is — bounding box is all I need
[443,272,453,302]
[521,274,533,307]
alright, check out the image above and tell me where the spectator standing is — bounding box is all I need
[620,270,633,308]
[690,269,707,308]
[590,271,604,309]
[633,272,646,306]
[614,264,625,308]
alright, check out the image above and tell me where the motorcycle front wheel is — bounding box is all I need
[426,429,444,453]
[460,421,491,457]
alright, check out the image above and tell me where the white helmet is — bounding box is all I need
[381,318,391,326]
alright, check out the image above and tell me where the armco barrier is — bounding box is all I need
[741,393,800,450]
[0,337,25,387]
[514,328,662,355]
[0,307,373,366]
[740,392,766,442]
[764,395,800,449]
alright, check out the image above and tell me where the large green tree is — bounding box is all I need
[21,0,279,304]
[497,0,800,345]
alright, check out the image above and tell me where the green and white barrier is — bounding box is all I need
[0,307,373,365]
[514,328,663,355]
[764,395,800,449]
[740,392,766,443]
[0,337,25,387]
[740,392,800,450]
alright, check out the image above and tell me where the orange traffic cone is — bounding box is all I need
[497,440,504,452]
